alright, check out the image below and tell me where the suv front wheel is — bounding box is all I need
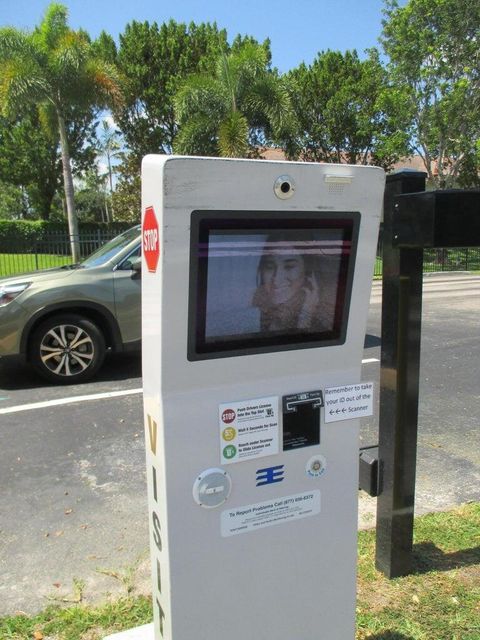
[30,314,106,384]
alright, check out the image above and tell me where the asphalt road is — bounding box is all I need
[358,273,480,524]
[0,273,479,615]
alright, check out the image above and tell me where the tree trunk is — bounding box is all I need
[107,152,115,221]
[57,111,80,262]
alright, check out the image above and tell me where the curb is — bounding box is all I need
[104,623,154,640]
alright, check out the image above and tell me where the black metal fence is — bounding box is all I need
[0,230,119,277]
[1,229,480,278]
[373,235,480,277]
[422,247,480,272]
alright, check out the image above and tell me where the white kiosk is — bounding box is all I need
[141,156,384,640]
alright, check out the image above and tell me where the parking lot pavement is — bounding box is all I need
[0,352,142,410]
[358,273,480,526]
[1,274,479,615]
[0,393,150,615]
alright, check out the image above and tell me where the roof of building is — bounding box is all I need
[258,147,430,174]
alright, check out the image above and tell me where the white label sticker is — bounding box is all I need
[221,491,321,537]
[219,396,279,464]
[306,455,327,478]
[324,382,374,422]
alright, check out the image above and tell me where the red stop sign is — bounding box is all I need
[143,206,160,273]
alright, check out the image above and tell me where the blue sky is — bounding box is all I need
[0,0,399,73]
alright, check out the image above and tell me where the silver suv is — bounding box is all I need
[0,226,142,384]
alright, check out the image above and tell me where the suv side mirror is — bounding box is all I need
[121,255,142,275]
[129,256,142,272]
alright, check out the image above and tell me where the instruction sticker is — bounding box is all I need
[324,382,374,423]
[219,397,279,464]
[221,491,321,537]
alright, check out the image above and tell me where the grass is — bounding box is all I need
[374,256,383,278]
[0,253,72,277]
[0,503,479,639]
[0,597,152,640]
[357,502,480,640]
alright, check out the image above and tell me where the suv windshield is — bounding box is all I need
[81,226,141,268]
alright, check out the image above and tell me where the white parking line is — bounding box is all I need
[0,388,143,415]
[1,357,380,415]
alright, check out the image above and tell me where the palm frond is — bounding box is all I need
[0,58,50,115]
[217,43,270,110]
[35,3,69,52]
[174,74,227,123]
[38,102,58,141]
[247,75,295,135]
[52,31,89,75]
[231,41,268,77]
[173,114,218,156]
[86,59,124,108]
[0,27,31,60]
[218,111,249,157]
[216,53,237,109]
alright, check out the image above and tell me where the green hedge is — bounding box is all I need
[0,219,132,250]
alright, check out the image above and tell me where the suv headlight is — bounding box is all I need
[0,282,31,307]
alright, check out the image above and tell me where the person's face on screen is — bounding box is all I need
[261,253,306,305]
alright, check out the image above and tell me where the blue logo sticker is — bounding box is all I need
[256,465,284,486]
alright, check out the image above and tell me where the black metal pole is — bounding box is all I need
[375,170,426,578]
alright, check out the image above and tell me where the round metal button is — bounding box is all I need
[193,468,232,508]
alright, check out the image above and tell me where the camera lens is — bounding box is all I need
[274,175,296,199]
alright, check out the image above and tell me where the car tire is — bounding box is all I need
[30,314,106,384]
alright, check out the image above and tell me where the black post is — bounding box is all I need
[375,170,426,578]
[34,239,39,272]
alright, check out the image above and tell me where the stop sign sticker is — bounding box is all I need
[222,409,236,424]
[143,206,160,273]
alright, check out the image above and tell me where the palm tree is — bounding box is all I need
[98,119,122,221]
[174,42,295,158]
[0,3,121,261]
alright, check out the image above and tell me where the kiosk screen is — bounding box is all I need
[188,212,359,359]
